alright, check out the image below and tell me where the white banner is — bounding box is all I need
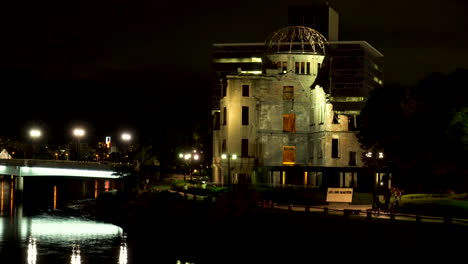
[326,188,353,203]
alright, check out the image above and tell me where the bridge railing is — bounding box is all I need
[0,159,120,171]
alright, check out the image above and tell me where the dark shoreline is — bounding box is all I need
[82,190,468,262]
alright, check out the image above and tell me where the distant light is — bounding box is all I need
[221,154,227,159]
[73,128,85,137]
[30,129,41,138]
[184,154,191,160]
[193,154,199,160]
[365,152,372,158]
[378,152,384,159]
[178,153,184,158]
[240,70,262,75]
[232,154,237,160]
[121,133,131,141]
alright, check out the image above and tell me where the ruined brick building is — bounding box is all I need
[211,4,384,191]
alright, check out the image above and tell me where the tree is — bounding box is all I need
[358,69,468,192]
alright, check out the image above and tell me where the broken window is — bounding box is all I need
[332,113,340,124]
[283,114,296,133]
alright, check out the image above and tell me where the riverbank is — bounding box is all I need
[80,188,468,263]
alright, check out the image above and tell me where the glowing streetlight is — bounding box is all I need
[29,128,42,159]
[221,153,237,188]
[121,133,132,141]
[179,150,202,181]
[29,129,42,139]
[73,128,85,161]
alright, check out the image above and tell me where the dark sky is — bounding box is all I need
[1,0,467,145]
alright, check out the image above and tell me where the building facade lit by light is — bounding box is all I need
[211,5,384,189]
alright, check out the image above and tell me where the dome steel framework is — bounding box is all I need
[265,26,327,54]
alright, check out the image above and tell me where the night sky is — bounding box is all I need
[1,0,467,145]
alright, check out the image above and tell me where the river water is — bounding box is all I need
[0,178,195,264]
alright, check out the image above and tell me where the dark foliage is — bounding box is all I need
[358,69,468,192]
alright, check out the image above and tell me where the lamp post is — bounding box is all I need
[121,132,132,162]
[221,153,237,189]
[178,150,200,181]
[29,128,41,159]
[73,128,85,161]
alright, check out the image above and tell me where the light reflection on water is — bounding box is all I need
[1,213,128,264]
[0,178,195,264]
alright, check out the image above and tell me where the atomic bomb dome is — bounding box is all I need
[265,25,327,54]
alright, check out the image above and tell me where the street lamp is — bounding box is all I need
[121,133,132,162]
[73,128,85,161]
[178,150,201,181]
[29,128,42,159]
[121,133,132,141]
[221,153,237,189]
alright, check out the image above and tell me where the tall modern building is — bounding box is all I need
[210,5,384,191]
[287,3,339,41]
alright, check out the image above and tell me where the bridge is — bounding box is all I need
[0,159,124,205]
[0,159,120,178]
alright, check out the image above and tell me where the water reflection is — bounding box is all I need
[1,213,126,263]
[119,236,128,264]
[27,237,37,264]
[20,216,123,240]
[71,244,81,264]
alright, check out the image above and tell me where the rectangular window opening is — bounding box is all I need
[332,138,339,158]
[283,86,294,100]
[241,139,248,157]
[242,85,249,97]
[283,146,296,165]
[332,113,340,124]
[242,106,249,126]
[283,113,296,133]
[349,151,356,166]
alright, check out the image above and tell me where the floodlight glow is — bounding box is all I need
[221,154,227,159]
[232,154,237,160]
[73,128,85,137]
[121,133,131,141]
[193,154,199,160]
[184,154,191,160]
[178,153,183,158]
[29,129,41,138]
[19,167,118,178]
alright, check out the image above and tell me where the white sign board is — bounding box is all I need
[326,188,353,203]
